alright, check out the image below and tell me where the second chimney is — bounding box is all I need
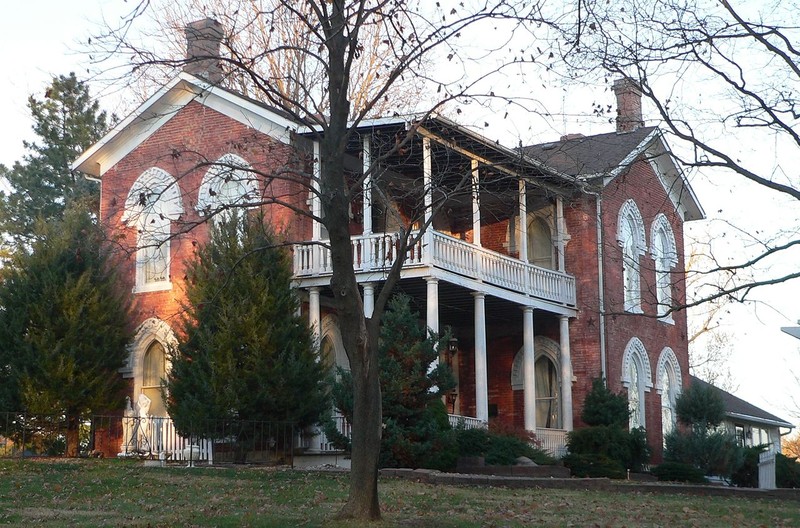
[613,78,644,133]
[185,18,224,84]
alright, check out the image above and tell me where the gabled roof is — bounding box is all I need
[71,72,298,179]
[522,127,705,221]
[691,376,794,430]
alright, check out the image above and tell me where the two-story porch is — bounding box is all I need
[294,116,578,450]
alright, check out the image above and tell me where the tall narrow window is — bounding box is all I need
[651,214,677,321]
[122,168,184,293]
[142,341,167,417]
[527,215,555,269]
[656,347,682,446]
[622,337,652,431]
[535,356,560,428]
[617,200,646,313]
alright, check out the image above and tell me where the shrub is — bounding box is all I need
[730,445,764,488]
[563,453,626,479]
[777,454,800,488]
[664,428,743,478]
[452,424,555,466]
[581,378,630,427]
[652,461,707,484]
[567,425,650,471]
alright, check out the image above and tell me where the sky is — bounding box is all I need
[2,1,799,432]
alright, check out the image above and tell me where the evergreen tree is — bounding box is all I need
[0,205,131,456]
[167,213,329,441]
[332,294,456,469]
[0,73,109,250]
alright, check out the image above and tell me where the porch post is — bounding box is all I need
[472,159,481,247]
[559,315,574,431]
[312,141,322,272]
[426,277,440,372]
[523,306,536,431]
[556,196,566,272]
[363,282,375,319]
[422,137,434,264]
[473,292,489,423]
[362,136,373,270]
[309,287,321,348]
[518,179,528,262]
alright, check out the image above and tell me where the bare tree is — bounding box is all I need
[93,0,550,520]
[551,0,800,309]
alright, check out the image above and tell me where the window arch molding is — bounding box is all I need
[124,317,178,400]
[122,167,184,292]
[617,199,647,312]
[321,314,350,371]
[510,336,562,428]
[510,335,561,390]
[655,347,682,395]
[196,154,259,218]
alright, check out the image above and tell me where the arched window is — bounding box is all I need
[527,215,554,270]
[142,341,167,417]
[621,337,653,430]
[656,347,682,444]
[122,168,184,292]
[510,336,562,429]
[196,154,258,223]
[535,356,560,428]
[617,200,647,313]
[651,214,678,321]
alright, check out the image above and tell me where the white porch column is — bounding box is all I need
[523,307,536,432]
[362,136,373,270]
[518,179,528,263]
[472,159,481,247]
[311,141,323,272]
[363,282,375,320]
[559,315,574,431]
[309,287,321,348]
[422,137,433,264]
[556,196,566,272]
[426,277,440,372]
[473,292,489,423]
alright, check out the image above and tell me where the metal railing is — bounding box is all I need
[448,414,488,430]
[535,427,568,458]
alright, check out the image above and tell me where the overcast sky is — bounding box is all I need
[2,1,799,430]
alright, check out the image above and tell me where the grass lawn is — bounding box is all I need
[0,459,798,527]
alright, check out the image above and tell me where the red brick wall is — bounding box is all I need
[100,101,310,334]
[563,155,690,461]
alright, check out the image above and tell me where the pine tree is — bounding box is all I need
[166,213,329,442]
[332,294,455,469]
[0,73,109,250]
[0,205,131,456]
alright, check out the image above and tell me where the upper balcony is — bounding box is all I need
[293,229,576,307]
[296,115,579,310]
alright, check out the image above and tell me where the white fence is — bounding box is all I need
[535,428,568,458]
[298,415,352,453]
[448,414,487,430]
[120,416,213,463]
[758,449,777,489]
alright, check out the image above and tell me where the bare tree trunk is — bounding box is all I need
[66,414,80,457]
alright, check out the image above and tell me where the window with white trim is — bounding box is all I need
[122,168,184,293]
[617,200,647,313]
[650,214,677,321]
[621,337,653,430]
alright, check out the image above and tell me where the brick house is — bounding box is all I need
[72,19,705,461]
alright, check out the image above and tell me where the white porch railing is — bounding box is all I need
[536,427,568,458]
[448,414,488,430]
[299,415,352,454]
[293,230,576,306]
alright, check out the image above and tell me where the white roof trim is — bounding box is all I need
[726,412,794,430]
[72,73,298,178]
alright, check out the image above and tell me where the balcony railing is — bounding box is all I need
[536,427,568,458]
[293,230,576,306]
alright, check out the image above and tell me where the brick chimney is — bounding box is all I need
[185,18,224,84]
[612,78,644,133]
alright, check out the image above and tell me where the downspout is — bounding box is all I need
[595,196,608,382]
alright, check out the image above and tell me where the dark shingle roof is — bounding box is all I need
[691,376,794,429]
[522,127,658,177]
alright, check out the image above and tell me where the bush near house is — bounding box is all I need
[454,423,555,466]
[663,381,743,479]
[651,461,708,484]
[564,379,651,478]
